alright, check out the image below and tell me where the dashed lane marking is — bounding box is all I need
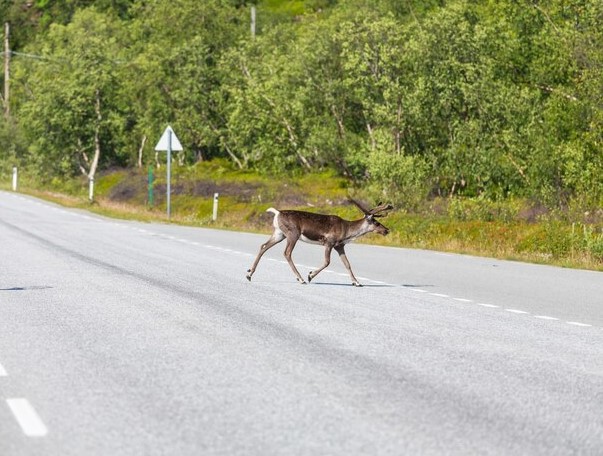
[566,321,592,327]
[6,398,48,437]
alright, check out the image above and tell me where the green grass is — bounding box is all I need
[4,161,602,272]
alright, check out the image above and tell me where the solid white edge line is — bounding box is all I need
[6,398,48,437]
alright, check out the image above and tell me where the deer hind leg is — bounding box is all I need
[283,236,307,284]
[246,231,285,281]
[308,245,333,283]
[335,245,362,287]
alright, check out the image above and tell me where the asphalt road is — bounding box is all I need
[1,190,602,455]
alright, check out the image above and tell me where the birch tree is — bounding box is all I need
[15,8,127,181]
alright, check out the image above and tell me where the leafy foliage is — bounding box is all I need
[1,0,602,212]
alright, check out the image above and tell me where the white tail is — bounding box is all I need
[246,200,392,286]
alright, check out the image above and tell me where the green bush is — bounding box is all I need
[447,197,521,222]
[365,143,428,210]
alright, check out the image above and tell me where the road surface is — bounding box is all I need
[1,191,602,455]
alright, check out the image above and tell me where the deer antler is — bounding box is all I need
[369,202,393,217]
[349,198,392,218]
[349,197,371,215]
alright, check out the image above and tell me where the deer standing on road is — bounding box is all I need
[246,200,392,286]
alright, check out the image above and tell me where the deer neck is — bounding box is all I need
[340,218,370,244]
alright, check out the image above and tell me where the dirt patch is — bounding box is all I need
[150,180,261,201]
[150,179,316,207]
[518,202,549,223]
[108,179,145,202]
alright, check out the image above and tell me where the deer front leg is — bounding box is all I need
[308,245,333,283]
[334,244,362,287]
[246,232,285,281]
[283,236,307,284]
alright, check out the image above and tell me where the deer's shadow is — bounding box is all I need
[310,282,395,288]
[0,286,53,291]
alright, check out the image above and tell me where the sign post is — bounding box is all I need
[147,165,154,207]
[154,126,183,220]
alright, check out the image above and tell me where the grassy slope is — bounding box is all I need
[3,160,603,271]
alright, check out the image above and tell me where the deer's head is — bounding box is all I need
[350,199,393,236]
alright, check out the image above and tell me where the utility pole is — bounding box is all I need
[3,22,9,118]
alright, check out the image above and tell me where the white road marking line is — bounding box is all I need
[6,399,48,437]
[0,362,7,376]
[566,321,592,327]
[453,298,473,303]
[534,315,559,321]
[430,293,449,298]
[408,288,429,293]
[477,303,499,308]
[505,309,529,314]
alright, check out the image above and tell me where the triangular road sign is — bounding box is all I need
[155,126,183,151]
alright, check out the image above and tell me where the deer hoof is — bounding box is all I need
[246,270,252,281]
[353,282,363,287]
[297,278,307,285]
[307,272,314,283]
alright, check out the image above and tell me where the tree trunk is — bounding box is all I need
[137,134,147,168]
[366,122,376,151]
[88,89,102,181]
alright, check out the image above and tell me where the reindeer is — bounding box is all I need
[246,199,392,286]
